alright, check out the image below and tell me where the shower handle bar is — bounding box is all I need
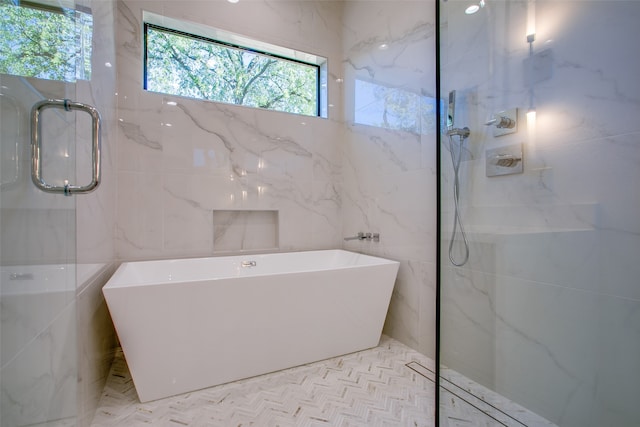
[31,99,102,196]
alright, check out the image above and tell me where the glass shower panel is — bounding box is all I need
[0,77,79,427]
[0,1,87,424]
[439,1,640,426]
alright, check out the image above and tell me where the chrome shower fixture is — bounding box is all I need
[344,232,380,242]
[489,153,521,168]
[485,108,518,137]
[446,127,470,138]
[446,126,471,266]
[486,144,524,177]
[485,115,515,129]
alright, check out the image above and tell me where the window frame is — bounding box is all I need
[142,21,323,117]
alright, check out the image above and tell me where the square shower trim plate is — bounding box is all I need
[486,143,524,177]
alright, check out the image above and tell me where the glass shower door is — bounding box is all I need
[438,1,640,426]
[0,75,79,427]
[0,1,92,424]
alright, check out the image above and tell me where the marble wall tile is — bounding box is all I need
[440,264,498,389]
[1,272,73,368]
[0,208,76,266]
[383,259,438,357]
[116,171,165,259]
[383,260,421,350]
[77,263,118,427]
[110,0,439,371]
[76,2,119,425]
[163,174,217,255]
[417,260,437,358]
[115,0,344,261]
[0,301,77,427]
[76,0,118,266]
[492,274,640,427]
[340,0,437,357]
[0,76,78,266]
[212,210,278,253]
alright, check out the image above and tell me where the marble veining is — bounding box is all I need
[119,121,162,150]
[108,0,439,364]
[115,0,346,260]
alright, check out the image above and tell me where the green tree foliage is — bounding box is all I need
[0,1,92,82]
[1,3,316,116]
[146,26,318,116]
[355,79,435,134]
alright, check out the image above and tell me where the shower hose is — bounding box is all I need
[447,130,470,266]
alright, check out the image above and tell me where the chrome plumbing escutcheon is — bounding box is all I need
[486,143,524,177]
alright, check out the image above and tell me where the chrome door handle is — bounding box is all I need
[31,99,101,196]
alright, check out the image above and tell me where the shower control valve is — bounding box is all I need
[485,115,515,129]
[485,108,518,137]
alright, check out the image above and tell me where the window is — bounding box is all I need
[354,79,437,135]
[0,0,92,82]
[143,13,326,118]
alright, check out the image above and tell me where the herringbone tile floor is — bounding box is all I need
[92,336,543,427]
[91,336,435,426]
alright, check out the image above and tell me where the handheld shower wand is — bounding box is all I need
[446,91,470,266]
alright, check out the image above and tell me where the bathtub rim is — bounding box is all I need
[104,249,399,289]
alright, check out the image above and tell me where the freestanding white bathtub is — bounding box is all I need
[103,249,399,402]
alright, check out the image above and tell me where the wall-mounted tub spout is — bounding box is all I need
[344,232,365,241]
[344,232,380,242]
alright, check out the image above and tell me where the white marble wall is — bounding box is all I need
[440,1,640,426]
[76,0,118,268]
[113,0,437,359]
[76,1,120,425]
[77,263,118,427]
[115,0,344,261]
[340,1,437,357]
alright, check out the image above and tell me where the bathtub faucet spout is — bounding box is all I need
[344,232,380,242]
[344,232,366,241]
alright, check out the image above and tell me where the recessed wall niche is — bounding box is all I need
[212,210,279,253]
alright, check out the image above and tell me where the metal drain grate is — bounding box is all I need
[406,361,529,427]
